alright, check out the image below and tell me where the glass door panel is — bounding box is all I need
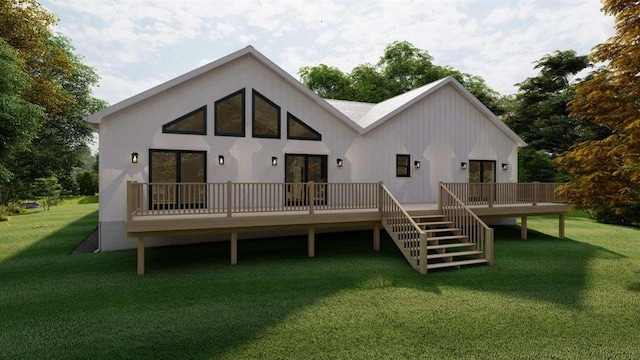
[285,155,306,206]
[150,151,178,210]
[307,155,327,205]
[179,152,206,209]
[284,154,328,206]
[150,150,207,211]
[468,160,496,203]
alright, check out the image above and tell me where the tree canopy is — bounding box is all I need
[299,41,505,115]
[0,39,44,182]
[556,0,640,225]
[0,0,107,200]
[505,50,607,156]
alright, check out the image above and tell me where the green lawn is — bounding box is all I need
[1,204,639,359]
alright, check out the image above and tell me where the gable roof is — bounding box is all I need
[324,77,526,146]
[86,46,363,133]
[324,99,375,122]
[87,46,525,146]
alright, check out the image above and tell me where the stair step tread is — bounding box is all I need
[416,221,454,226]
[427,259,488,269]
[425,228,461,233]
[428,242,476,250]
[427,250,482,259]
[426,235,468,241]
[411,215,445,219]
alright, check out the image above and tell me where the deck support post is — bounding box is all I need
[521,216,528,240]
[137,237,145,276]
[559,214,565,239]
[308,227,315,258]
[419,232,428,275]
[230,231,238,265]
[373,223,380,251]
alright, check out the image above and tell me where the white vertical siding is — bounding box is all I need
[349,83,518,204]
[99,58,518,223]
[99,55,358,223]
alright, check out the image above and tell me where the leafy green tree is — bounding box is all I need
[505,50,605,155]
[0,0,107,198]
[504,50,609,182]
[517,148,565,182]
[76,170,98,196]
[0,39,44,183]
[556,0,640,225]
[32,177,62,210]
[300,41,505,115]
[298,64,353,100]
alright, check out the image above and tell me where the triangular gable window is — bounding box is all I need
[162,106,207,135]
[287,112,321,141]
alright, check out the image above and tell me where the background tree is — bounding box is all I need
[300,41,506,115]
[76,170,98,196]
[31,177,62,211]
[504,50,609,182]
[0,0,106,199]
[0,39,44,183]
[556,0,640,225]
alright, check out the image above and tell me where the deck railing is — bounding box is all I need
[440,182,566,207]
[126,181,380,220]
[439,184,494,265]
[379,184,428,274]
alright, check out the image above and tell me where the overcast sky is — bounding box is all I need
[43,0,614,106]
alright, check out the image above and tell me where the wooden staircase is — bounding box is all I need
[411,213,488,270]
[379,183,494,274]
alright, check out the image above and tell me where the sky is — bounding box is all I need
[41,0,615,145]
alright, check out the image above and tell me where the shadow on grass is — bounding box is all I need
[0,219,440,359]
[0,212,626,359]
[436,225,626,309]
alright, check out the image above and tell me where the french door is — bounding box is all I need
[284,154,327,206]
[149,150,206,210]
[468,160,496,202]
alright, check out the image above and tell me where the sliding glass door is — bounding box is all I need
[469,160,495,202]
[149,150,206,210]
[284,154,327,206]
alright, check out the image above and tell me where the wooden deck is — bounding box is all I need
[125,181,570,275]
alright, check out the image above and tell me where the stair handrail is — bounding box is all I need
[380,184,425,234]
[439,183,494,265]
[379,184,429,274]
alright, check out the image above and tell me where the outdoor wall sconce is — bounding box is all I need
[460,162,467,169]
[218,155,225,165]
[414,161,421,169]
[502,163,509,171]
[131,152,139,164]
[337,158,343,167]
[271,157,278,166]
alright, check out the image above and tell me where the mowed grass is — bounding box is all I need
[0,204,639,359]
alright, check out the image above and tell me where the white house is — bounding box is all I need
[88,45,557,275]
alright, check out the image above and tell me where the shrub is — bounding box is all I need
[0,205,10,221]
[76,170,98,196]
[31,177,62,211]
[6,201,26,214]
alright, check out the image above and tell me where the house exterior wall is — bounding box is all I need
[98,55,359,250]
[350,83,518,204]
[98,55,518,251]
